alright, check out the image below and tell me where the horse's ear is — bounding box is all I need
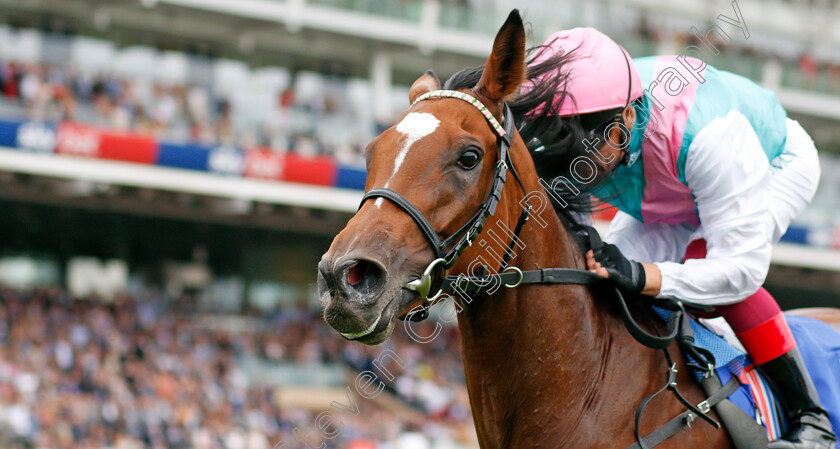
[475,9,526,103]
[409,70,442,104]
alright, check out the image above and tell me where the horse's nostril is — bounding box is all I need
[347,261,369,286]
[342,259,385,296]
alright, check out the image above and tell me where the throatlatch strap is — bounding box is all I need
[499,206,529,271]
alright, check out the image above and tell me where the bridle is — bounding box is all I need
[357,88,670,343]
[358,89,645,335]
[359,89,530,308]
[359,43,641,308]
[358,89,642,326]
[356,89,736,449]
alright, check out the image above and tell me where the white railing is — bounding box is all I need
[0,146,837,271]
[0,147,363,212]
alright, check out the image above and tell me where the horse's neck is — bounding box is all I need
[455,200,614,445]
[454,196,728,448]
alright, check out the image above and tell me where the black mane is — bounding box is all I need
[445,42,596,214]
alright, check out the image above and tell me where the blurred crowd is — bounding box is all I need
[632,15,840,94]
[0,286,476,449]
[2,10,840,170]
[0,60,231,143]
[0,60,368,165]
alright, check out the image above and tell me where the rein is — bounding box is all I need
[358,90,728,449]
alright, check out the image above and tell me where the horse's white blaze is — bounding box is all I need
[392,112,439,174]
[374,112,440,209]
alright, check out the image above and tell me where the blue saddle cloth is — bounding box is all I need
[654,308,840,440]
[788,315,840,435]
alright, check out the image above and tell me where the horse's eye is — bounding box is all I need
[457,149,481,170]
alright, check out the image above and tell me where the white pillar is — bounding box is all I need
[286,0,305,33]
[371,52,393,125]
[762,58,783,90]
[419,0,440,55]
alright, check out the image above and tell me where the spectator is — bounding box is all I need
[0,50,373,163]
[0,285,478,448]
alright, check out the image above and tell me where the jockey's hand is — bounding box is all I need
[585,244,646,293]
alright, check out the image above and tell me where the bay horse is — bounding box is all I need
[318,10,735,448]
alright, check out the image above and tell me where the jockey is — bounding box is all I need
[528,28,836,449]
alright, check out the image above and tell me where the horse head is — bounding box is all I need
[318,10,528,345]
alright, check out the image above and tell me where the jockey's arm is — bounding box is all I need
[652,111,774,305]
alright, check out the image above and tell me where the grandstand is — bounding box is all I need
[0,0,837,448]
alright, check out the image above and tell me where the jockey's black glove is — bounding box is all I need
[593,243,646,293]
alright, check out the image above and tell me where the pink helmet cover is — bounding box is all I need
[522,27,643,117]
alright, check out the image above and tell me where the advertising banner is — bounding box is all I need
[282,152,337,186]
